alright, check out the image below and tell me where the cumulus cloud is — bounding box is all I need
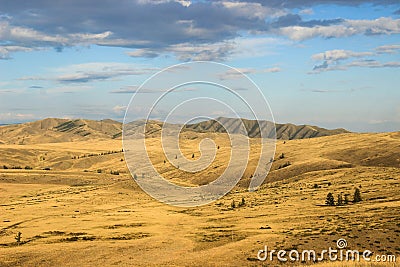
[0,0,399,60]
[0,0,278,55]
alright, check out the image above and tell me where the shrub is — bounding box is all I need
[231,200,236,209]
[353,188,362,203]
[97,169,102,173]
[24,166,32,170]
[279,153,285,159]
[240,197,245,206]
[326,192,335,206]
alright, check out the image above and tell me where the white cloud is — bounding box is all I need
[375,44,400,54]
[0,21,112,47]
[219,1,286,20]
[127,41,236,61]
[299,8,314,15]
[0,112,35,121]
[347,60,400,68]
[312,50,374,62]
[310,46,400,73]
[279,17,400,41]
[219,66,281,80]
[112,105,127,114]
[127,37,285,61]
[19,63,157,83]
[0,45,34,59]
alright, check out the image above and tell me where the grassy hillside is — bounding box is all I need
[0,127,398,266]
[185,117,349,139]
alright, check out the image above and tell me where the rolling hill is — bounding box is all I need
[0,129,399,266]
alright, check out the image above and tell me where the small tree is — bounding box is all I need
[279,153,285,159]
[326,192,335,206]
[192,153,195,159]
[231,200,236,209]
[15,232,21,244]
[133,174,138,180]
[353,188,362,203]
[337,194,343,206]
[240,197,245,206]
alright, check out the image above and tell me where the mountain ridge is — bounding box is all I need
[0,117,350,144]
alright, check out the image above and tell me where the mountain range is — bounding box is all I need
[0,117,349,145]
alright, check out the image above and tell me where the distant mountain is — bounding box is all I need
[0,118,122,144]
[184,117,349,140]
[0,117,349,144]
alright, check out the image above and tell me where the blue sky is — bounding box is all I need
[0,0,399,132]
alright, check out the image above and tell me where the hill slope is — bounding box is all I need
[0,118,122,144]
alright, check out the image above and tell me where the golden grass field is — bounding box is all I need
[0,130,399,266]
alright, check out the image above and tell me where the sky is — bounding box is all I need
[0,0,399,132]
